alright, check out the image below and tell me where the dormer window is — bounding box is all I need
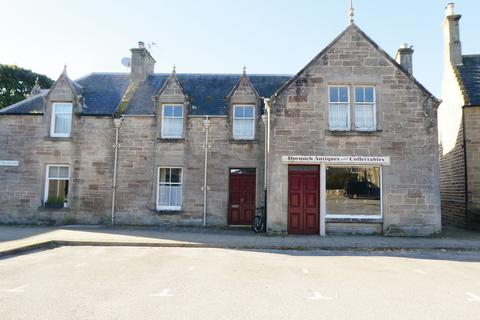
[50,103,73,137]
[233,105,255,140]
[161,104,184,139]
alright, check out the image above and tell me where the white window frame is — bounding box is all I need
[232,105,255,140]
[50,102,73,137]
[156,167,183,211]
[44,164,70,207]
[161,104,184,139]
[324,164,383,219]
[328,86,350,131]
[354,86,376,131]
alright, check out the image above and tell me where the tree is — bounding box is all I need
[0,64,54,110]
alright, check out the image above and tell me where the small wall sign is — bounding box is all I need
[0,160,20,166]
[282,155,390,165]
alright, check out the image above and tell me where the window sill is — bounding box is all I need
[325,129,382,136]
[157,138,186,143]
[38,206,70,211]
[155,209,183,215]
[326,216,382,223]
[45,136,72,141]
[229,139,258,144]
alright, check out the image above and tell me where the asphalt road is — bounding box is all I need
[0,247,479,320]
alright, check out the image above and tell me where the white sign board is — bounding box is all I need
[0,160,19,167]
[282,155,390,165]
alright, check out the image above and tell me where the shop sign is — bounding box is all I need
[282,155,390,165]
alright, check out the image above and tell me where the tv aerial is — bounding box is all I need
[121,57,131,69]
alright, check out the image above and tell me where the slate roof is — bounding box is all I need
[0,73,290,116]
[457,55,480,106]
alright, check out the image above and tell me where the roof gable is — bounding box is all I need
[273,23,438,103]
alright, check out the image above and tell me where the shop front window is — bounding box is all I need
[326,166,381,218]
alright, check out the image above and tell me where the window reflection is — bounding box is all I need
[326,166,381,216]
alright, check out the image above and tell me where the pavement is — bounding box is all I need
[0,224,479,257]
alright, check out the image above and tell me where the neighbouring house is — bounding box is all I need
[0,13,441,235]
[439,3,480,230]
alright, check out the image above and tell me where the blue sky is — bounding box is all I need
[1,0,479,96]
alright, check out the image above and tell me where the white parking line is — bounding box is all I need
[466,293,480,302]
[306,291,333,300]
[149,289,174,297]
[0,284,28,293]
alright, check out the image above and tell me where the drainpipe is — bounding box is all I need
[262,98,271,220]
[111,113,124,225]
[202,117,211,227]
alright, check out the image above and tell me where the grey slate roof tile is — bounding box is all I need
[457,55,480,106]
[0,73,291,116]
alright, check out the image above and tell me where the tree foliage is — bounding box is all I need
[0,64,54,110]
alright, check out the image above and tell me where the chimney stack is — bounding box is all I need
[443,3,463,65]
[130,41,156,83]
[395,43,414,75]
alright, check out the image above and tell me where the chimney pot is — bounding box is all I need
[138,41,145,49]
[446,3,455,16]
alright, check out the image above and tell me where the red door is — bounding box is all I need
[229,169,256,225]
[288,166,320,234]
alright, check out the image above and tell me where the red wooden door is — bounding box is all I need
[229,169,256,225]
[288,166,320,234]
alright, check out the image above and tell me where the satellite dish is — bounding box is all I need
[121,57,131,68]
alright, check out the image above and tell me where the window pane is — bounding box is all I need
[47,180,68,201]
[329,87,338,102]
[163,118,183,137]
[173,106,183,117]
[243,106,254,118]
[58,167,69,179]
[365,87,374,102]
[339,87,349,102]
[355,104,375,130]
[159,185,170,206]
[170,168,181,183]
[234,119,254,139]
[329,103,349,129]
[54,113,72,135]
[326,166,381,216]
[48,166,59,178]
[355,87,364,103]
[234,106,243,118]
[170,186,182,206]
[159,168,170,183]
[48,180,60,198]
[164,106,174,117]
[55,104,72,114]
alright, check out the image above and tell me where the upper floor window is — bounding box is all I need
[157,167,182,211]
[44,165,70,208]
[354,87,376,131]
[233,105,255,140]
[328,86,350,130]
[51,103,73,137]
[162,105,183,139]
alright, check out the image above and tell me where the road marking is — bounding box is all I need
[0,284,28,293]
[188,266,195,271]
[75,262,87,268]
[149,289,174,297]
[302,268,309,274]
[306,291,333,300]
[413,269,427,275]
[466,293,480,302]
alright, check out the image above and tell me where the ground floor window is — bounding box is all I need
[157,167,182,211]
[44,165,70,207]
[326,166,381,218]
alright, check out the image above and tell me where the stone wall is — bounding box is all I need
[266,25,441,236]
[464,106,480,229]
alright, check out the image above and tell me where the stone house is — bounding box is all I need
[0,18,441,235]
[439,3,480,230]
